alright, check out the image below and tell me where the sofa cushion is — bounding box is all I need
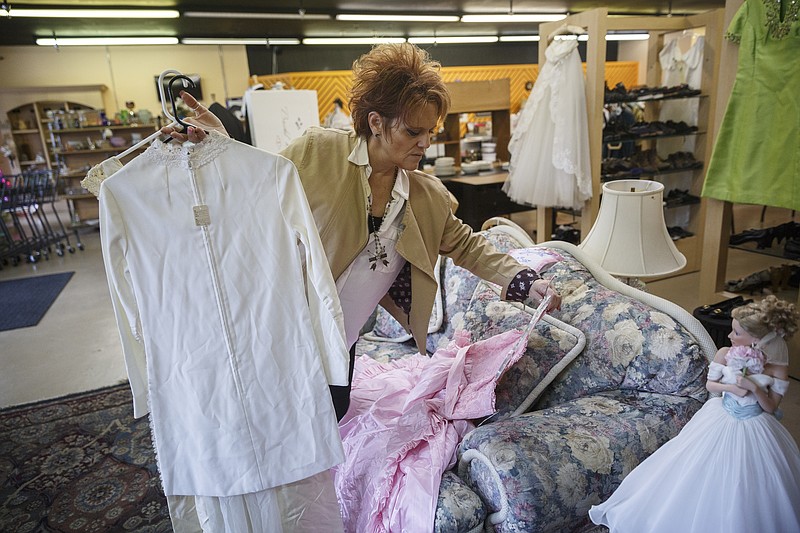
[534,249,709,409]
[355,336,419,363]
[460,280,586,421]
[457,390,703,532]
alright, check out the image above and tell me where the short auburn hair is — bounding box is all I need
[349,43,451,138]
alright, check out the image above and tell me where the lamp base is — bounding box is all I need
[616,277,648,292]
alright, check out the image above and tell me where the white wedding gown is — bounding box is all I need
[589,367,800,533]
[503,38,592,210]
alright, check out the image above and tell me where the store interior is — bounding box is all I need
[1,0,799,530]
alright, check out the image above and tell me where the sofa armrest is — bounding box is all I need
[457,391,703,533]
[434,470,487,533]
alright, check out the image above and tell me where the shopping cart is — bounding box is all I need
[0,169,81,268]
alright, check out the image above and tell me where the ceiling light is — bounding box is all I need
[461,14,566,23]
[499,35,540,42]
[36,37,179,46]
[184,11,330,20]
[550,32,649,42]
[553,34,589,41]
[1,9,178,18]
[606,33,650,41]
[408,36,499,44]
[181,38,300,46]
[336,14,460,22]
[303,37,407,45]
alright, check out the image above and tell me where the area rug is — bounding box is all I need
[0,272,75,332]
[0,383,172,532]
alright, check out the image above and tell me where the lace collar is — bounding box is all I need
[765,0,799,39]
[143,130,231,170]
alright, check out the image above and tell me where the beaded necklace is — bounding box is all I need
[366,170,398,271]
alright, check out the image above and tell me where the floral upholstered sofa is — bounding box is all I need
[355,220,717,533]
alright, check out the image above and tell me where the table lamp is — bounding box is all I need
[579,180,686,284]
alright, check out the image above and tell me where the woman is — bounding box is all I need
[165,43,561,420]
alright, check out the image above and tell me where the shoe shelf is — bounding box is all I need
[535,8,725,284]
[602,163,704,182]
[728,222,800,261]
[603,124,701,142]
[604,81,704,103]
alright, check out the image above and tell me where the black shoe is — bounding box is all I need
[729,227,769,246]
[551,224,581,244]
[784,237,800,259]
[726,269,771,293]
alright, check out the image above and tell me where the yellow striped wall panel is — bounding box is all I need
[253,61,639,124]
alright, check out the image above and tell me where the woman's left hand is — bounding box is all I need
[530,278,561,312]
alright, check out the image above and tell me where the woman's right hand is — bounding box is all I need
[160,91,229,143]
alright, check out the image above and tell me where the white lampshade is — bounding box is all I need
[579,180,686,277]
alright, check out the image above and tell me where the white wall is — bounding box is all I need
[0,44,250,121]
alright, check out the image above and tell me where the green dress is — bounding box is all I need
[702,0,800,210]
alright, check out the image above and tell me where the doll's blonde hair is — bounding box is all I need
[732,295,799,339]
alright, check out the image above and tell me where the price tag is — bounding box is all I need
[193,205,210,226]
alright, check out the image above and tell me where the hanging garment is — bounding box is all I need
[658,35,705,230]
[657,35,705,157]
[323,105,354,131]
[702,0,800,211]
[99,131,349,503]
[335,329,527,533]
[166,469,344,533]
[589,361,800,532]
[503,38,592,210]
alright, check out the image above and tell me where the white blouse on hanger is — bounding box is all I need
[99,132,349,498]
[503,38,592,210]
[657,35,705,156]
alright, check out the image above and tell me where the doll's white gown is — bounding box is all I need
[589,364,800,533]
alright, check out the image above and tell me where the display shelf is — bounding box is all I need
[47,124,155,134]
[604,90,706,104]
[601,164,705,182]
[602,130,705,142]
[442,79,511,168]
[54,146,142,156]
[7,100,155,227]
[536,7,725,280]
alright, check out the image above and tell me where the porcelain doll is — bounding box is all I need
[589,295,800,532]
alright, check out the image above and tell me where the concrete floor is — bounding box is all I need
[1,204,798,446]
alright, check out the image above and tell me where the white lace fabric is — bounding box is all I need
[144,130,230,171]
[80,131,232,198]
[81,157,124,197]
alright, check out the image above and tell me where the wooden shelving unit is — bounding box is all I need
[441,79,511,167]
[536,7,725,280]
[6,101,156,224]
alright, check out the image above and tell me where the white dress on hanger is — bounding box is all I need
[657,35,704,230]
[503,38,592,210]
[99,132,348,532]
[657,35,704,157]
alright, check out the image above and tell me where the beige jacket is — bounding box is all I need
[281,127,527,354]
